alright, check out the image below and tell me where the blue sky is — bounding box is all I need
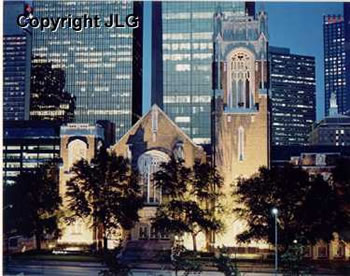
[142,1,344,121]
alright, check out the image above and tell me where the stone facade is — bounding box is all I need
[112,105,206,246]
[212,10,270,248]
[58,124,104,248]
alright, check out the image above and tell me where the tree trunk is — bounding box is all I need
[35,233,41,251]
[192,234,197,252]
[103,236,108,251]
[103,227,108,252]
[205,231,212,252]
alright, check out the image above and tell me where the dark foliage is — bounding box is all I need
[30,60,75,123]
[331,158,350,241]
[99,247,130,276]
[214,247,240,276]
[280,237,313,276]
[170,244,203,276]
[152,157,224,251]
[4,162,62,250]
[235,164,348,250]
[65,148,143,249]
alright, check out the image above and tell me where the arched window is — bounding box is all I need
[238,126,245,161]
[228,49,254,109]
[137,150,170,204]
[173,141,184,161]
[68,139,87,168]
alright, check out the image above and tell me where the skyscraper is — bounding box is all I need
[3,1,31,121]
[310,92,350,146]
[269,46,316,145]
[323,3,350,117]
[3,121,61,186]
[153,2,248,144]
[32,1,143,140]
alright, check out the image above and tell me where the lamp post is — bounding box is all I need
[272,207,278,275]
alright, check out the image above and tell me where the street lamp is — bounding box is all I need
[271,207,278,275]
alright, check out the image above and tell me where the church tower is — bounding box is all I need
[212,8,270,247]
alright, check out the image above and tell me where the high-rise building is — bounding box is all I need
[153,2,248,144]
[344,3,350,114]
[3,121,61,186]
[310,92,350,146]
[30,61,75,124]
[269,46,316,146]
[3,1,31,121]
[323,3,350,116]
[309,116,350,146]
[3,120,113,187]
[32,1,143,140]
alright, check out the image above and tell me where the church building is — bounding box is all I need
[57,7,271,253]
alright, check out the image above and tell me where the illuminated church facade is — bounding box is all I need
[58,7,270,252]
[212,9,270,248]
[57,8,349,260]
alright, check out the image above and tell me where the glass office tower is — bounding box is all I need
[153,2,247,144]
[269,47,316,146]
[323,14,346,116]
[3,1,31,121]
[3,121,61,186]
[323,3,350,117]
[32,1,143,140]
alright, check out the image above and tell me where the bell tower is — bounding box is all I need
[212,8,270,247]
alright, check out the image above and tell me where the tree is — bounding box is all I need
[192,161,224,250]
[331,158,350,207]
[169,244,203,276]
[280,237,312,276]
[234,164,348,251]
[152,157,223,252]
[65,148,143,250]
[214,247,241,276]
[330,158,350,241]
[5,162,62,250]
[30,60,75,123]
[99,247,130,276]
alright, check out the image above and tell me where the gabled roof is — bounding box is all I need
[112,104,203,150]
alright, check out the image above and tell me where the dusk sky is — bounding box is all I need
[142,1,344,121]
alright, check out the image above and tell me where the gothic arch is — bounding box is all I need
[227,48,255,109]
[137,150,170,204]
[67,139,88,168]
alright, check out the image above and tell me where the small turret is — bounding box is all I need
[329,92,339,117]
[258,10,268,38]
[213,6,223,40]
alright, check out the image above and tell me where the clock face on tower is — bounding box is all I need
[68,139,87,168]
